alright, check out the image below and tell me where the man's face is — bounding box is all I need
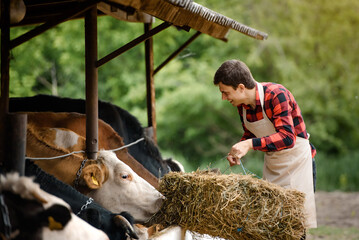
[218,82,244,106]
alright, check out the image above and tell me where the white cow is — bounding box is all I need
[0,172,109,240]
[86,150,164,222]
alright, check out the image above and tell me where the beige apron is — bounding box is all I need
[242,82,317,228]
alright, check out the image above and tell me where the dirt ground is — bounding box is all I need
[307,191,359,240]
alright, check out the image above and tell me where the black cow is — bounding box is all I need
[24,160,139,240]
[9,94,175,178]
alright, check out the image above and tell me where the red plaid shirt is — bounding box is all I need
[238,82,316,158]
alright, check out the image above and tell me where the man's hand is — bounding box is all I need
[227,139,253,166]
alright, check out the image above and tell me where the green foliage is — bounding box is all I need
[315,151,359,191]
[4,0,359,190]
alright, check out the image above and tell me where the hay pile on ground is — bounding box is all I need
[148,170,306,240]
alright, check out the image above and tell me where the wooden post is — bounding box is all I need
[144,23,157,143]
[0,0,10,114]
[0,0,10,169]
[3,114,27,175]
[85,6,98,160]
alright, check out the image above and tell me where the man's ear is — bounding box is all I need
[237,83,246,92]
[82,164,104,189]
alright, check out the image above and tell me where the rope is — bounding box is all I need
[111,137,145,152]
[221,155,261,179]
[26,150,85,160]
[25,137,145,161]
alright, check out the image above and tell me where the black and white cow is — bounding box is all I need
[0,172,110,240]
[24,160,140,240]
[9,94,180,178]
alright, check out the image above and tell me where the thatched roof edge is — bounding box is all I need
[166,0,268,40]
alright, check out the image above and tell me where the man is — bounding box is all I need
[213,59,317,230]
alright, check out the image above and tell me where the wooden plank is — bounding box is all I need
[154,30,201,75]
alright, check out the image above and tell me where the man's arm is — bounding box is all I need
[227,139,253,166]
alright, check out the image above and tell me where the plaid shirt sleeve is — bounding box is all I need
[238,83,316,158]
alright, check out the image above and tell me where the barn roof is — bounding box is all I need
[15,0,268,41]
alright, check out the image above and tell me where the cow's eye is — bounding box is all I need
[119,173,132,181]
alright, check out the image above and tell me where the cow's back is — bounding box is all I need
[10,94,171,178]
[25,111,160,188]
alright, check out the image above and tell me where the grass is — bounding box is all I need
[308,226,359,240]
[315,151,359,191]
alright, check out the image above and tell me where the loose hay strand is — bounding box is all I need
[148,170,306,240]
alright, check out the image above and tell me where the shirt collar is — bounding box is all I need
[240,84,260,110]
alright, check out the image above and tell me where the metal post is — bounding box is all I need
[85,6,98,160]
[144,23,157,143]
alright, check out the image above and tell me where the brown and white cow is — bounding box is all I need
[25,111,160,189]
[26,122,163,222]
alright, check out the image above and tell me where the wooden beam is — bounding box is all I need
[97,21,172,68]
[154,31,201,75]
[0,0,10,169]
[10,0,100,49]
[144,23,157,143]
[85,6,98,160]
[1,0,10,114]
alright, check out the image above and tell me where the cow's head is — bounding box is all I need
[83,150,164,223]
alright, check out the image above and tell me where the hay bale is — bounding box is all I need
[148,171,306,240]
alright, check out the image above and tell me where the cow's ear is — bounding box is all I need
[82,164,104,189]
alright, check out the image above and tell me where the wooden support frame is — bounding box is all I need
[97,21,172,67]
[0,1,204,176]
[0,0,11,169]
[0,0,10,115]
[154,31,202,75]
[10,0,100,49]
[1,1,102,170]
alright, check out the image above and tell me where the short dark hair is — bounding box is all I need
[213,59,256,89]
